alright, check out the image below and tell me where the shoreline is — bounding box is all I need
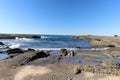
[1,35,120,79]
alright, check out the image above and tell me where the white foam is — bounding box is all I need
[9,44,21,49]
[83,47,109,51]
[24,48,79,51]
[41,36,48,38]
[15,37,33,41]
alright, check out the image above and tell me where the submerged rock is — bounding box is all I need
[0,42,4,45]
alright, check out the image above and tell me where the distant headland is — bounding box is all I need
[0,34,41,39]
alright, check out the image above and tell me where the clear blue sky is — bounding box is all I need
[0,0,120,35]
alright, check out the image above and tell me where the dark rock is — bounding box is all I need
[30,51,49,61]
[6,46,9,48]
[0,42,4,45]
[3,51,49,67]
[26,48,36,52]
[7,48,24,55]
[9,53,22,58]
[108,45,115,47]
[0,51,3,53]
[29,55,59,66]
[67,51,75,57]
[95,39,101,41]
[114,35,118,37]
[60,49,68,56]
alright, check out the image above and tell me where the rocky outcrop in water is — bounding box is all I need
[73,35,120,47]
[60,49,68,56]
[0,42,4,45]
[1,50,49,67]
[67,51,75,57]
[7,48,24,55]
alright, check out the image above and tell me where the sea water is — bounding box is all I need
[0,35,91,49]
[0,35,91,59]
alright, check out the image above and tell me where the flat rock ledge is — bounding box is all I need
[74,64,120,76]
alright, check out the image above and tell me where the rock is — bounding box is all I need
[26,48,36,52]
[7,48,24,55]
[0,42,4,45]
[67,51,75,57]
[30,55,59,66]
[3,51,49,67]
[60,49,68,56]
[9,53,22,58]
[114,35,118,37]
[74,65,82,75]
[0,51,3,53]
[101,60,120,67]
[108,45,115,47]
[30,51,50,61]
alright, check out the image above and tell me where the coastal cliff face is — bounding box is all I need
[73,35,120,47]
[0,34,41,39]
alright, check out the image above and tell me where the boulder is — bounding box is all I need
[0,42,4,45]
[67,51,75,57]
[7,48,24,55]
[60,49,68,56]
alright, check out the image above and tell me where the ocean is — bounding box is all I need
[0,35,92,59]
[0,35,91,50]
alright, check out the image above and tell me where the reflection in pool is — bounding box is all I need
[60,57,100,65]
[0,54,8,59]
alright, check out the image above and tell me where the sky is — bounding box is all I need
[0,0,120,35]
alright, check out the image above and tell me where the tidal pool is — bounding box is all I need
[0,54,8,59]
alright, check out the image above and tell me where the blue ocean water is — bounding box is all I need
[0,35,91,49]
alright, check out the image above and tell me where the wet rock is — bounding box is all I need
[0,42,4,45]
[7,48,24,55]
[26,48,36,52]
[0,51,3,53]
[108,45,115,47]
[29,55,59,66]
[3,51,49,67]
[9,53,22,58]
[30,51,49,61]
[60,49,68,56]
[67,51,75,57]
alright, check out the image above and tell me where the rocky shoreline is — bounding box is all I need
[1,35,120,79]
[73,35,120,47]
